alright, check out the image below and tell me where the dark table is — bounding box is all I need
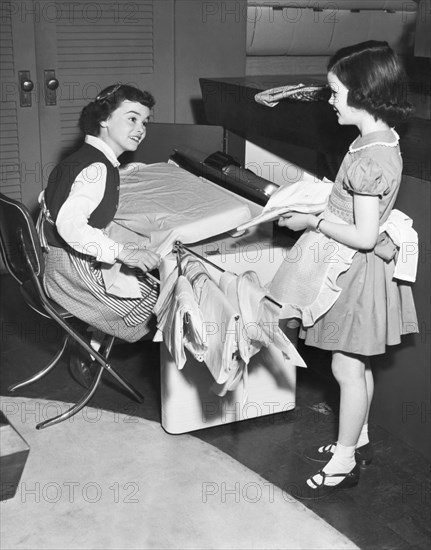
[200,75,430,181]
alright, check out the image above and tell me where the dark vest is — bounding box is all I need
[44,143,120,249]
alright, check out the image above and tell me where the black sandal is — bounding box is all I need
[293,464,360,501]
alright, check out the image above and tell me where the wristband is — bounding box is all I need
[315,218,323,233]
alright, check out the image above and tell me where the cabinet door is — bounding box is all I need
[0,0,43,209]
[0,0,175,211]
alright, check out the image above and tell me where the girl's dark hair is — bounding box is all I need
[79,84,155,136]
[328,41,413,126]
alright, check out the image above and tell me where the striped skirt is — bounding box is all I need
[43,246,159,342]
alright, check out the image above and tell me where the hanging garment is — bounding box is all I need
[153,260,206,369]
[182,258,245,386]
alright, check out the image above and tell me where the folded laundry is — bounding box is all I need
[255,84,329,107]
[236,179,333,232]
[379,209,418,283]
[155,248,306,399]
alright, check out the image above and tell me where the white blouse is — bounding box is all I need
[55,135,122,264]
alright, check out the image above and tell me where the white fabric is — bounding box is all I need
[156,257,306,398]
[213,270,306,397]
[379,209,418,283]
[183,259,244,386]
[153,263,207,369]
[102,162,252,298]
[254,84,326,107]
[109,162,252,257]
[236,179,333,232]
[269,220,358,327]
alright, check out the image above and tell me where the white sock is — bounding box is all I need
[308,443,356,487]
[318,442,336,455]
[356,423,369,448]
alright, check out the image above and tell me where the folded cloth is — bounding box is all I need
[101,219,152,299]
[236,179,333,232]
[379,209,418,282]
[255,84,328,107]
[102,263,142,299]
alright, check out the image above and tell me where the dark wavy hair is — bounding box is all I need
[328,41,413,126]
[79,84,155,136]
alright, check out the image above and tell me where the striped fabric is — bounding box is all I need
[69,249,159,327]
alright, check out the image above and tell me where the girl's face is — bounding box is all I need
[100,100,150,157]
[327,72,360,127]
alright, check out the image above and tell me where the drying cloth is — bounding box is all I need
[183,258,244,386]
[379,209,418,282]
[233,271,306,368]
[214,270,306,397]
[153,272,207,369]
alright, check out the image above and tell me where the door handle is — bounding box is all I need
[19,71,34,107]
[44,70,59,106]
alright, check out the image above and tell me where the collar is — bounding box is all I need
[349,128,399,153]
[85,135,120,167]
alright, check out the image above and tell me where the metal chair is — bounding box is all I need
[0,192,144,429]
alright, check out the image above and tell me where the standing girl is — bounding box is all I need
[269,41,418,499]
[39,84,161,364]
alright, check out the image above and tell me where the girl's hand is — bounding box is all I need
[118,247,161,273]
[278,213,315,232]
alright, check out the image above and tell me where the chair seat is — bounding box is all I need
[21,281,74,320]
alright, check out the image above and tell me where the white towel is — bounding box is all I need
[380,209,418,283]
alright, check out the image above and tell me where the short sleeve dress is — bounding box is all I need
[269,129,418,356]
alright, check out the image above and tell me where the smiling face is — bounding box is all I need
[327,72,359,127]
[99,100,150,157]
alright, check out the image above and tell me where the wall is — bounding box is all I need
[174,0,247,124]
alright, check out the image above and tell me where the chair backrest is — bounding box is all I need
[0,193,44,285]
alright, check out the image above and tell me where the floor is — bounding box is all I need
[1,274,430,550]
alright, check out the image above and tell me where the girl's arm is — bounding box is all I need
[279,193,380,250]
[56,162,120,263]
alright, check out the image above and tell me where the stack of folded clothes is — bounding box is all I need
[255,83,330,107]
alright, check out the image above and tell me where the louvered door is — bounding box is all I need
[35,0,174,187]
[0,0,174,211]
[0,0,43,208]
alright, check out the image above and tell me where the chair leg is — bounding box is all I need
[36,365,105,430]
[35,335,145,429]
[8,334,70,392]
[77,334,146,404]
[102,363,145,403]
